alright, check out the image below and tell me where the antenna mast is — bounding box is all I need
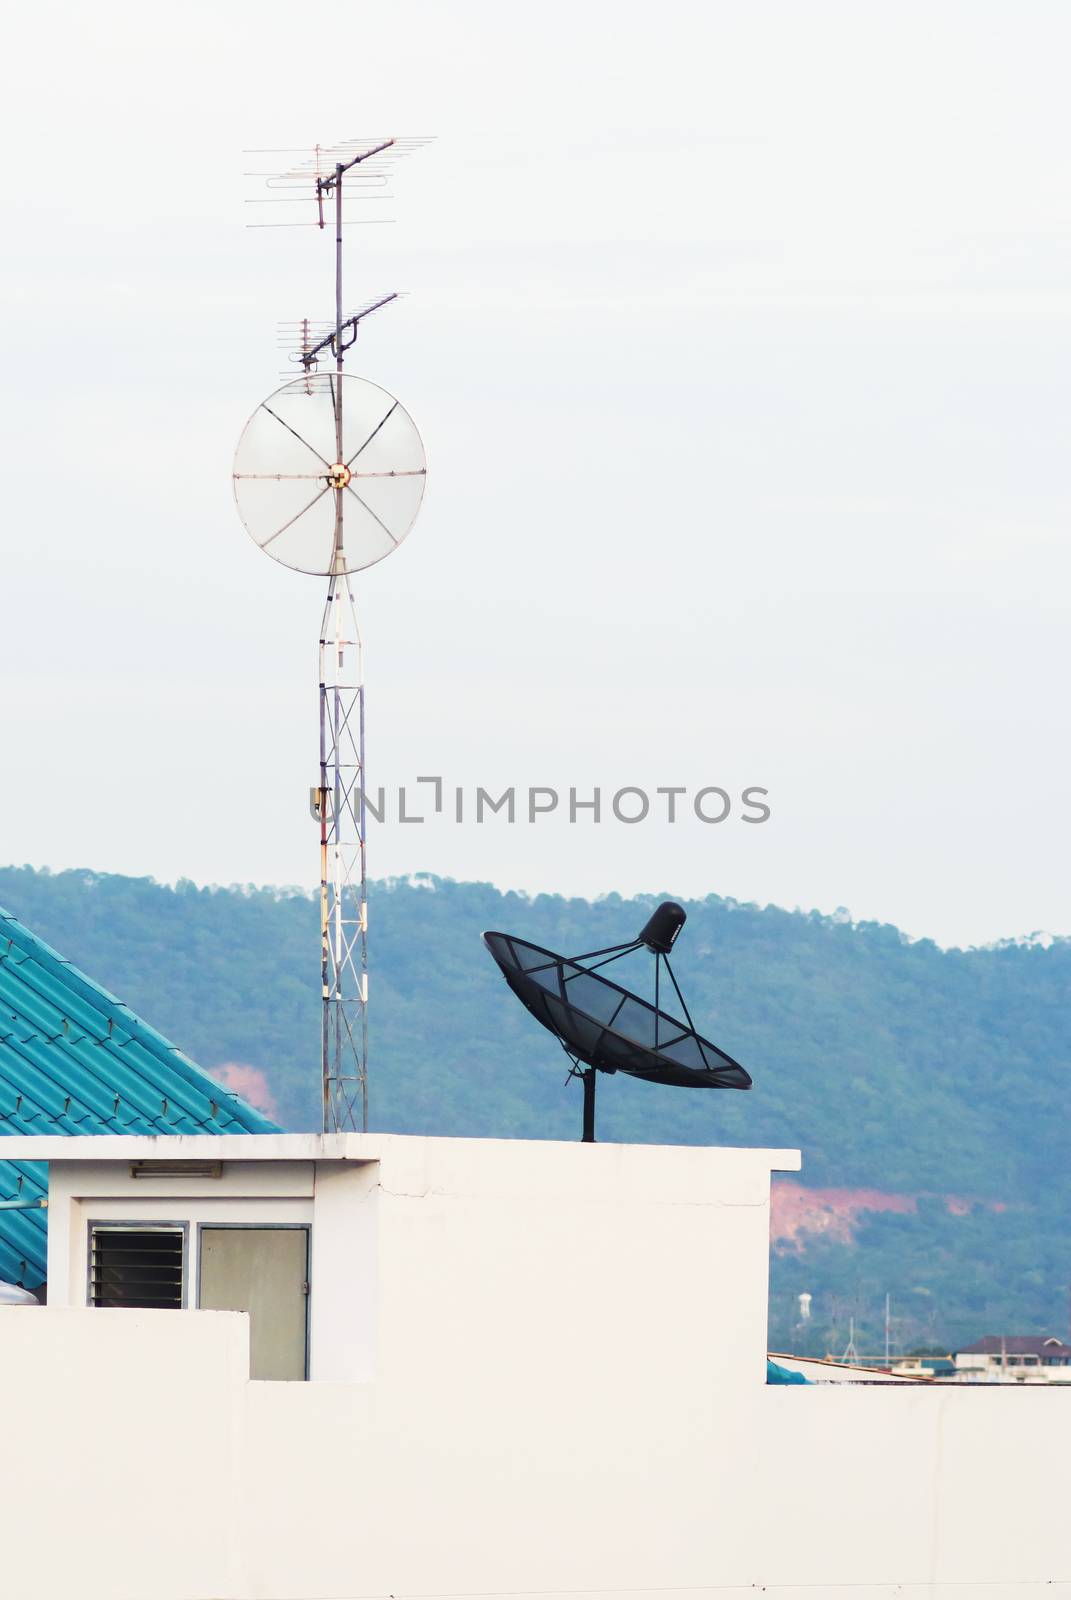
[239,137,429,1134]
[315,141,389,1137]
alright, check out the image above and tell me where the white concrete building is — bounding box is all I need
[952,1334,1071,1383]
[2,1130,1070,1600]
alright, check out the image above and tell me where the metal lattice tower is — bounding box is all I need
[315,576,367,1133]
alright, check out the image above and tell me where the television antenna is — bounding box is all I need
[841,1316,859,1364]
[483,902,752,1142]
[234,137,430,1134]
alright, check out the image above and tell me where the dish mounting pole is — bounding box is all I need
[581,1069,596,1143]
[314,141,393,1134]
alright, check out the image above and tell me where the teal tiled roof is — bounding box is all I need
[0,905,279,1288]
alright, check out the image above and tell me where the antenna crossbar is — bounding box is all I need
[316,138,396,192]
[294,293,400,371]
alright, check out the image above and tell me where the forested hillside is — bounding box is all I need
[2,864,1068,1352]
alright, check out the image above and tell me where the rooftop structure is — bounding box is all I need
[5,1130,799,1383]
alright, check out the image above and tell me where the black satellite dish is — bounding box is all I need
[483,901,752,1142]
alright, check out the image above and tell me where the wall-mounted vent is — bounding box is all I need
[89,1227,184,1309]
[129,1160,222,1180]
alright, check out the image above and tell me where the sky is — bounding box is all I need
[0,0,1068,948]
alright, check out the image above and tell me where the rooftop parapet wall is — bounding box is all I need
[366,1136,796,1393]
[0,1305,250,1600]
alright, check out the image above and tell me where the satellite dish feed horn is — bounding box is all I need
[483,902,752,1143]
[638,900,686,953]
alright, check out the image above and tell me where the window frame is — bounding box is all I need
[86,1220,190,1310]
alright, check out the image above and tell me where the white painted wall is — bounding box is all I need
[0,1306,250,1600]
[1,1133,1068,1600]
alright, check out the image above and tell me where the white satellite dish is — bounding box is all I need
[233,372,426,576]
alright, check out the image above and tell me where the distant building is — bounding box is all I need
[887,1353,954,1378]
[953,1335,1071,1382]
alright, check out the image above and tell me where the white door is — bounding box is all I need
[199,1227,309,1380]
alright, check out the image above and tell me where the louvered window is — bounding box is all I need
[89,1226,185,1309]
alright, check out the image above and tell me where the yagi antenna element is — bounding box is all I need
[234,137,430,1136]
[244,137,431,228]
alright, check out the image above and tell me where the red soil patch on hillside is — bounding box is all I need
[212,1062,280,1121]
[771,1179,1007,1249]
